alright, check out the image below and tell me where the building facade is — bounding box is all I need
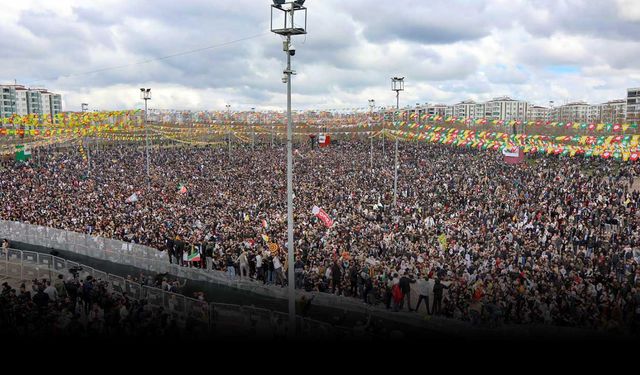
[627,88,639,123]
[551,102,590,123]
[485,96,530,121]
[0,84,62,119]
[598,99,626,123]
[527,105,550,121]
[453,100,477,118]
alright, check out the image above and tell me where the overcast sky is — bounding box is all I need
[2,0,640,112]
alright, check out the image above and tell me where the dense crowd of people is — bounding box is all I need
[2,138,640,333]
[0,271,207,338]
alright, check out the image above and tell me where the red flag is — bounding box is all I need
[502,147,524,165]
[312,205,334,228]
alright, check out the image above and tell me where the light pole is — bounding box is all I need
[271,115,275,149]
[271,0,307,337]
[226,104,231,159]
[82,103,90,176]
[251,107,256,151]
[140,88,151,184]
[368,99,375,171]
[391,77,404,207]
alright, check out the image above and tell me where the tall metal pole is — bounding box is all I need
[144,98,150,184]
[227,105,231,159]
[251,107,256,151]
[369,99,374,171]
[393,92,399,206]
[382,111,386,157]
[285,34,295,337]
[82,105,91,177]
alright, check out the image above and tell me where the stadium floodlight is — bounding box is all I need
[270,0,308,339]
[391,77,404,206]
[140,88,152,182]
[140,88,151,100]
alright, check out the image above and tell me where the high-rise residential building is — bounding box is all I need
[485,96,530,121]
[527,105,550,121]
[551,101,590,122]
[0,84,63,119]
[587,104,601,123]
[453,100,477,117]
[626,88,640,123]
[598,99,626,123]
[426,104,449,116]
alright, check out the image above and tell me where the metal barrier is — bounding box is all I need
[0,220,363,338]
[0,250,350,339]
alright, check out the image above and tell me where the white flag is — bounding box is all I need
[125,193,138,203]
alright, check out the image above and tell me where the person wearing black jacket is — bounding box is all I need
[362,273,373,304]
[175,238,185,267]
[165,235,175,264]
[432,278,450,315]
[399,270,416,311]
[331,261,342,295]
[349,266,359,297]
[205,241,214,270]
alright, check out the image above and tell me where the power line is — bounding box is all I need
[25,32,270,85]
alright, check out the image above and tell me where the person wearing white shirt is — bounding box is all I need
[236,250,249,278]
[273,255,285,287]
[414,276,431,314]
[43,281,58,302]
[255,252,263,281]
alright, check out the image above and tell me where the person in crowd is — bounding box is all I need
[0,140,638,330]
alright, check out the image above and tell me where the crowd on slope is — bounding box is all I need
[2,139,640,333]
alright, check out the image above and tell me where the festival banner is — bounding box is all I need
[312,205,334,228]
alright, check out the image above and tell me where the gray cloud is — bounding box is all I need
[1,0,639,111]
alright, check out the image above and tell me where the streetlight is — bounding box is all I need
[271,0,307,338]
[251,107,256,151]
[226,104,231,159]
[391,76,404,207]
[368,99,375,171]
[140,88,151,184]
[81,103,91,176]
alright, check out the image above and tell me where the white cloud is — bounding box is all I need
[617,0,640,21]
[1,0,639,111]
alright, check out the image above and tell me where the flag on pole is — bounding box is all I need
[261,219,269,230]
[178,183,187,194]
[125,192,138,203]
[502,147,524,164]
[261,234,270,243]
[187,249,201,262]
[312,205,334,228]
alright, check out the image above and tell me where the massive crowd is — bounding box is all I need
[0,271,206,338]
[2,138,640,333]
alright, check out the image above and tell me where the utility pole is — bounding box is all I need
[226,104,231,159]
[140,88,151,186]
[368,99,375,171]
[251,107,256,151]
[391,77,404,207]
